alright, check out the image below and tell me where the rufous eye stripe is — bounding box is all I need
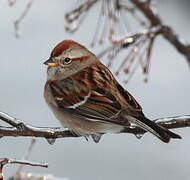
[72,56,90,62]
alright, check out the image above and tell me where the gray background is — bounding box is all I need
[0,0,190,179]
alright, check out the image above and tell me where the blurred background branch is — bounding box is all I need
[7,0,190,81]
[130,0,190,66]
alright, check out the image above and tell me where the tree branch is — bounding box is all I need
[130,0,190,66]
[0,158,48,168]
[0,111,189,141]
[0,158,48,180]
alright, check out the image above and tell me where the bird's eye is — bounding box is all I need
[63,57,72,64]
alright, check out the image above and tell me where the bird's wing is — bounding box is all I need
[50,81,129,126]
[116,83,143,112]
[67,88,123,124]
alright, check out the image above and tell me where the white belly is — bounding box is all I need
[48,102,123,135]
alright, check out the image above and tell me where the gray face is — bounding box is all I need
[46,46,97,81]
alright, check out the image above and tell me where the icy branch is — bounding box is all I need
[0,111,189,141]
[0,158,48,168]
[0,158,48,180]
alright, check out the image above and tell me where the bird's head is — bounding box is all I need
[44,40,97,80]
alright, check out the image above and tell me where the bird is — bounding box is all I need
[43,40,181,143]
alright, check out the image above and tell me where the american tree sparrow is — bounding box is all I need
[44,40,181,143]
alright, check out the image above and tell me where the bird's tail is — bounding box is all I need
[128,115,181,143]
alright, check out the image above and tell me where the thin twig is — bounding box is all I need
[14,0,34,38]
[0,158,47,180]
[16,139,37,175]
[0,158,48,168]
[98,27,161,81]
